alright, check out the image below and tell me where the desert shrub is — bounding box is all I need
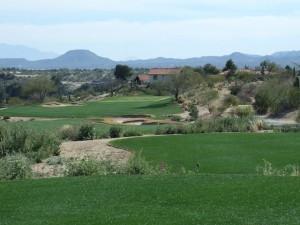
[257,160,300,177]
[254,79,300,115]
[297,111,300,123]
[7,97,23,105]
[188,104,199,121]
[59,123,95,141]
[236,71,260,82]
[274,124,300,133]
[237,83,257,103]
[99,132,110,139]
[109,126,122,138]
[198,89,219,105]
[125,151,153,175]
[234,105,254,118]
[0,154,32,180]
[230,85,242,96]
[59,125,79,141]
[77,123,95,140]
[155,126,177,135]
[155,125,190,135]
[123,130,143,137]
[65,158,114,177]
[223,95,240,107]
[206,75,225,87]
[46,156,64,165]
[175,125,190,134]
[169,115,182,122]
[2,116,10,121]
[191,117,257,133]
[0,125,60,162]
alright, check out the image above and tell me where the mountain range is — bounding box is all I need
[0,44,58,60]
[0,46,300,69]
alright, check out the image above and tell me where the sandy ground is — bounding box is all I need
[42,102,82,108]
[7,117,57,122]
[257,110,299,126]
[32,138,132,178]
[60,139,131,163]
[103,117,179,126]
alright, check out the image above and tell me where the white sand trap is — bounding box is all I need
[42,102,82,108]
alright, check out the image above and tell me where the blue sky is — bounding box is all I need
[0,0,300,59]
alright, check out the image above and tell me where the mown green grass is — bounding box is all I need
[1,175,300,225]
[0,96,181,118]
[112,133,300,173]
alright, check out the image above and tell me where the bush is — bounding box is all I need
[191,117,258,133]
[155,126,177,135]
[109,127,122,138]
[46,156,64,165]
[169,115,181,122]
[230,85,242,96]
[2,116,10,121]
[65,158,114,177]
[59,123,96,141]
[188,104,199,121]
[0,154,32,180]
[59,125,79,141]
[257,160,300,177]
[123,130,143,137]
[125,151,153,175]
[254,79,300,115]
[234,105,254,118]
[223,95,240,107]
[155,125,190,135]
[0,125,60,163]
[77,123,95,140]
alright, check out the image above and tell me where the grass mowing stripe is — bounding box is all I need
[1,175,300,225]
[111,133,300,174]
[0,96,181,119]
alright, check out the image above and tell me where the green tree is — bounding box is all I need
[168,68,202,101]
[114,65,132,81]
[51,75,66,101]
[0,85,5,105]
[223,59,237,77]
[23,76,56,102]
[203,64,220,75]
[260,60,278,75]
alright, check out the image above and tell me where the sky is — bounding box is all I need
[0,0,300,60]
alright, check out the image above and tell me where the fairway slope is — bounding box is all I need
[111,133,300,174]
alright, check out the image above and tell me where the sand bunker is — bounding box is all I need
[103,116,178,126]
[42,102,82,108]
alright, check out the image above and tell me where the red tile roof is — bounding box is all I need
[148,68,182,76]
[138,74,150,81]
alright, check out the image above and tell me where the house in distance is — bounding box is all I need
[135,68,182,85]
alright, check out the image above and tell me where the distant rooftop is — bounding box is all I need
[148,68,182,76]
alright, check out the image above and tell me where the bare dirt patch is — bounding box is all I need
[60,139,131,163]
[32,139,131,178]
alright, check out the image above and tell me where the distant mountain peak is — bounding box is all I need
[0,49,300,69]
[0,43,58,60]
